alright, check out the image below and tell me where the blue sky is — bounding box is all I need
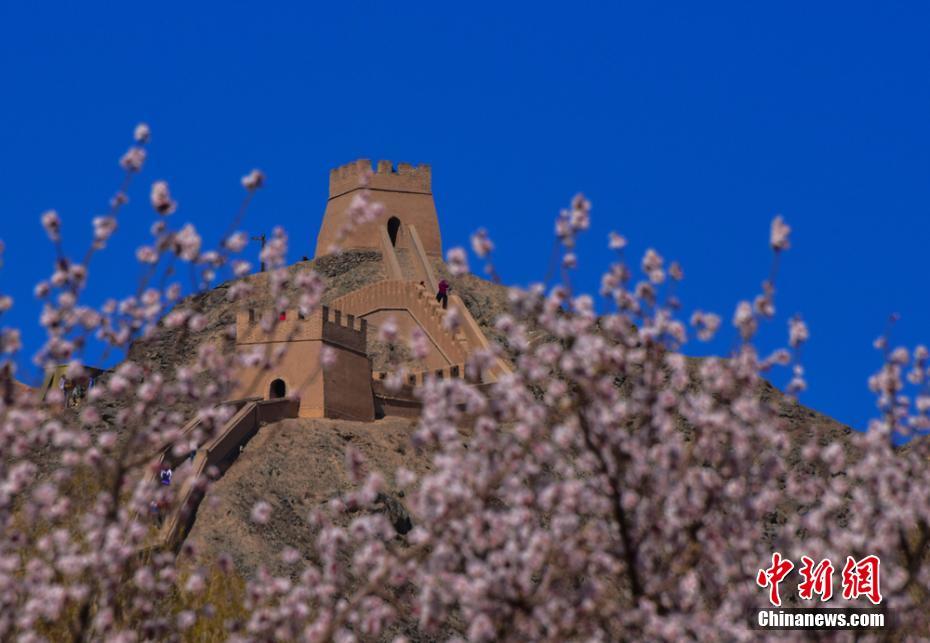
[0,1,928,430]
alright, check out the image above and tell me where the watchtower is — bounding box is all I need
[233,306,374,421]
[314,159,443,259]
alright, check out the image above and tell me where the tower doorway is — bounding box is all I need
[387,217,401,246]
[269,378,286,399]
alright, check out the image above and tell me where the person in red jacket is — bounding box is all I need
[436,279,450,310]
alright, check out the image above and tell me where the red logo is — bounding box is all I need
[797,556,834,602]
[841,555,882,605]
[757,553,882,606]
[756,552,795,607]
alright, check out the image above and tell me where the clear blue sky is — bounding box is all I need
[0,2,928,430]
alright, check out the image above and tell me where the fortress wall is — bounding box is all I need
[329,280,471,367]
[371,379,421,419]
[321,346,375,422]
[320,306,368,354]
[233,341,325,418]
[373,362,469,387]
[236,309,324,345]
[360,309,453,370]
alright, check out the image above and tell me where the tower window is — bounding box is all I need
[387,217,401,246]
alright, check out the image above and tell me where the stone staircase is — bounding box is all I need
[330,280,471,366]
[369,221,512,381]
[143,397,299,551]
[413,281,471,352]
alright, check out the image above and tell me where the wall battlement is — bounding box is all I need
[236,306,367,353]
[329,158,431,198]
[320,306,368,353]
[373,363,476,387]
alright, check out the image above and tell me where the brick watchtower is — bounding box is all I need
[314,159,443,259]
[233,306,374,421]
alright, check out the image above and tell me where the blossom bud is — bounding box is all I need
[608,231,627,250]
[241,169,265,190]
[133,122,150,144]
[41,210,61,242]
[119,146,146,172]
[770,215,791,251]
[150,181,177,215]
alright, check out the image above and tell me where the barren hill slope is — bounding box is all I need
[128,250,861,579]
[183,386,859,581]
[185,417,422,580]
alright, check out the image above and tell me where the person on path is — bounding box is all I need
[436,279,450,310]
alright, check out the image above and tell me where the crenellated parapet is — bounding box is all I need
[373,363,477,387]
[320,306,368,354]
[236,306,367,354]
[328,159,432,199]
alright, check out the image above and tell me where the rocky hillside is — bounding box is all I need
[185,417,422,580]
[184,397,857,583]
[128,250,861,582]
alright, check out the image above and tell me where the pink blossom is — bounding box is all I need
[119,146,146,172]
[174,224,201,260]
[408,327,430,360]
[570,193,591,231]
[321,345,337,368]
[770,214,791,251]
[150,181,177,215]
[281,547,301,564]
[608,231,627,250]
[733,300,756,340]
[378,317,399,343]
[251,500,272,524]
[136,246,158,264]
[224,231,248,253]
[134,123,151,144]
[446,247,469,276]
[92,216,117,246]
[177,611,196,630]
[690,310,721,341]
[241,169,265,190]
[470,228,494,258]
[641,248,665,284]
[184,574,205,594]
[41,210,61,242]
[789,315,809,348]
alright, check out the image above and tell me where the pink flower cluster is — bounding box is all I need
[1,125,929,641]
